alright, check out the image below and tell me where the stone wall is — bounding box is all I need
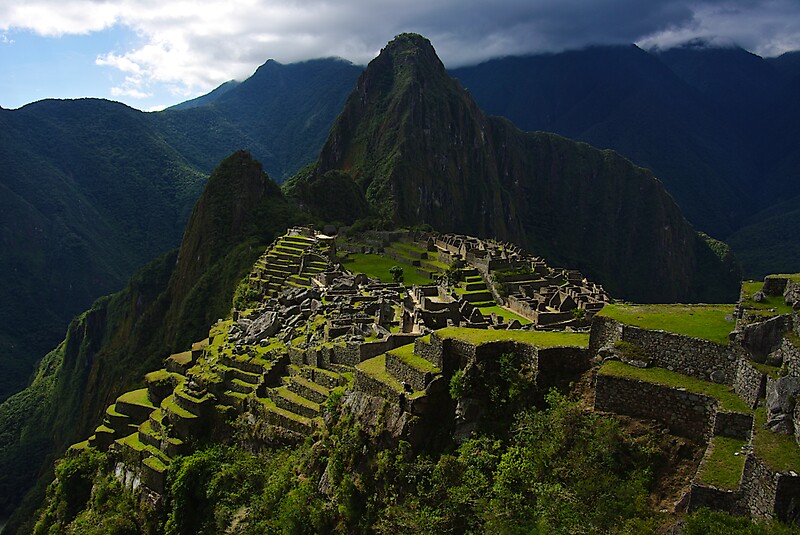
[785,281,800,309]
[742,454,780,520]
[589,315,623,354]
[763,276,789,297]
[689,483,743,515]
[537,347,590,375]
[333,344,360,367]
[739,453,800,523]
[594,374,717,439]
[734,359,766,409]
[712,411,754,440]
[623,325,738,384]
[590,316,738,384]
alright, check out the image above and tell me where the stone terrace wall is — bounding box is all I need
[591,316,738,385]
[712,411,754,440]
[734,359,767,409]
[589,315,622,354]
[623,325,738,384]
[538,347,590,376]
[595,374,717,439]
[739,453,800,523]
[689,483,744,515]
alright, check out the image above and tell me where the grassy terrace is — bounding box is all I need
[698,435,748,489]
[388,344,440,373]
[599,361,751,413]
[357,354,420,396]
[390,241,427,255]
[741,281,794,316]
[117,388,155,408]
[436,327,589,348]
[475,305,532,325]
[340,253,432,286]
[753,407,800,473]
[597,303,735,345]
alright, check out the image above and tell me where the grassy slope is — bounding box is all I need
[598,303,735,345]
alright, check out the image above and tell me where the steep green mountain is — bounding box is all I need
[0,151,308,530]
[0,99,207,402]
[153,58,362,180]
[165,80,240,111]
[450,45,800,277]
[288,34,740,303]
[0,59,359,404]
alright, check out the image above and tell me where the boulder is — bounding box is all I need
[766,376,800,434]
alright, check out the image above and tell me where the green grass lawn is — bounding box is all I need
[740,281,794,316]
[117,388,155,408]
[340,253,433,286]
[436,327,589,348]
[476,305,532,325]
[598,303,735,345]
[753,407,800,473]
[599,361,751,413]
[388,344,440,373]
[698,435,747,489]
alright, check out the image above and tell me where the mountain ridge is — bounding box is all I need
[289,33,740,303]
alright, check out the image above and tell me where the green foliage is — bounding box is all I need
[684,508,798,534]
[32,450,121,533]
[449,369,465,400]
[232,276,261,310]
[485,390,655,533]
[389,265,404,283]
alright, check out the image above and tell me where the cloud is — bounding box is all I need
[0,33,13,44]
[2,0,800,100]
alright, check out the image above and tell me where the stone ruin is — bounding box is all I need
[431,232,610,328]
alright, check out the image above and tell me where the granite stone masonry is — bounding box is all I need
[712,411,754,440]
[734,359,767,409]
[741,453,800,523]
[591,316,739,384]
[594,374,717,439]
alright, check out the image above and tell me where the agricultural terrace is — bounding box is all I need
[597,303,735,346]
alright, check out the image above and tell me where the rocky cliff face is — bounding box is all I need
[289,33,740,303]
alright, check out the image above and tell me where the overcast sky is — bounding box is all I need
[1,0,799,111]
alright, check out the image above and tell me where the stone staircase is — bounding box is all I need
[455,268,495,308]
[250,234,326,298]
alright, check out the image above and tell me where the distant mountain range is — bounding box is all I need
[0,59,359,401]
[2,36,798,404]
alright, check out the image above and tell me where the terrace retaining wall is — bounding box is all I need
[594,374,717,439]
[590,316,738,384]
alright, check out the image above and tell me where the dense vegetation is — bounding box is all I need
[31,391,796,534]
[0,152,309,531]
[0,59,358,406]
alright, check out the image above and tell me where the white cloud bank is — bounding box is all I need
[2,0,799,100]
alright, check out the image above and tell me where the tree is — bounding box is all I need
[389,265,404,283]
